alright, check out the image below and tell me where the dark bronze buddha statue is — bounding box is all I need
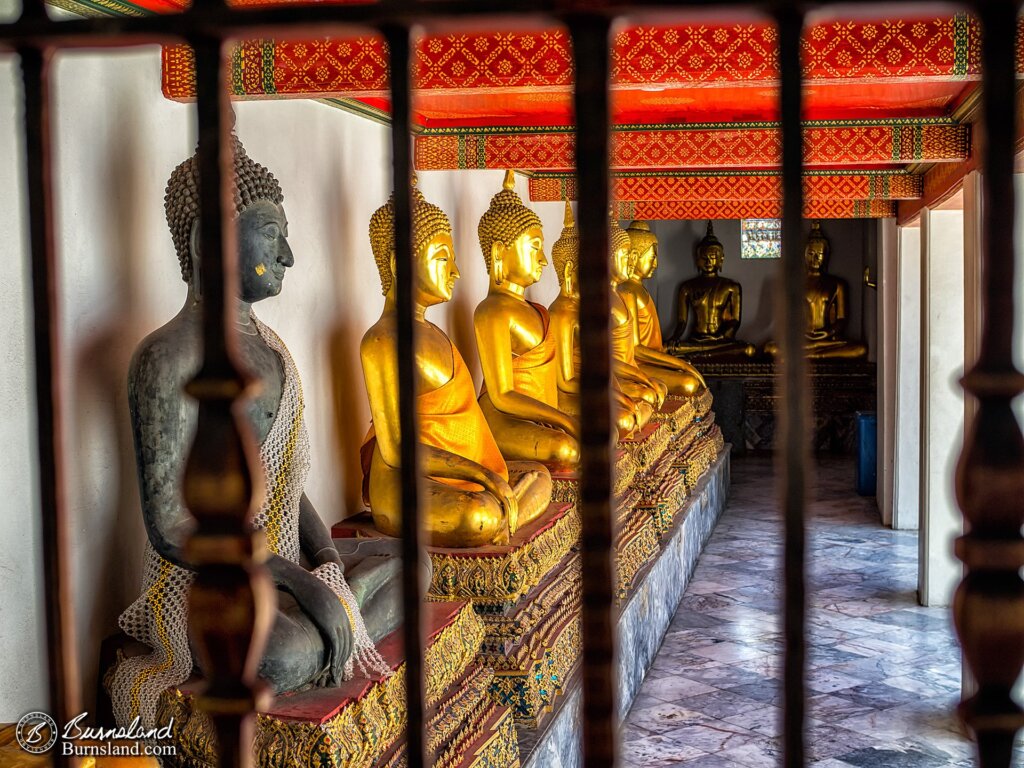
[764,222,867,360]
[669,222,755,359]
[108,137,401,728]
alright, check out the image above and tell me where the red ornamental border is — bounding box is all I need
[529,173,922,202]
[414,125,969,172]
[160,15,1022,99]
[613,199,896,220]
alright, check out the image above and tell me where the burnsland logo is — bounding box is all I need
[15,712,57,755]
[15,711,176,758]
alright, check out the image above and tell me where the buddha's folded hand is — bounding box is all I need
[284,563,355,686]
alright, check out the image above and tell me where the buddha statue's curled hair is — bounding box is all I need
[626,220,657,257]
[164,135,284,284]
[610,216,633,255]
[478,170,542,271]
[551,200,579,289]
[368,185,453,296]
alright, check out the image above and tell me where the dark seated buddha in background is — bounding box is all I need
[668,222,756,360]
[764,222,867,360]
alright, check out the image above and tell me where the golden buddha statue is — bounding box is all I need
[474,171,580,469]
[608,218,670,410]
[361,185,552,548]
[620,220,666,350]
[613,220,706,397]
[548,201,653,437]
[668,221,756,359]
[764,222,867,360]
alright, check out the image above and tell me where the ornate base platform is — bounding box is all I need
[697,360,876,453]
[333,502,579,611]
[318,390,727,766]
[519,446,731,768]
[480,551,581,728]
[155,601,513,768]
[376,669,521,768]
[333,503,583,730]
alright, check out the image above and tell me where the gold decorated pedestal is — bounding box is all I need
[334,503,583,728]
[479,552,582,727]
[673,392,726,493]
[155,602,506,768]
[334,502,578,611]
[376,666,522,768]
[546,400,712,601]
[323,389,725,754]
[619,419,676,472]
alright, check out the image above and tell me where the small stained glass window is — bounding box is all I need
[740,218,782,259]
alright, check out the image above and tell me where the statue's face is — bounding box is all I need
[635,244,658,279]
[611,244,634,283]
[503,224,547,287]
[805,239,827,271]
[417,231,459,305]
[696,244,724,274]
[238,200,293,303]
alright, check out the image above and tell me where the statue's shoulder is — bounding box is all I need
[720,275,742,289]
[474,292,515,324]
[129,314,201,383]
[634,281,656,306]
[620,280,644,298]
[548,294,575,321]
[360,314,397,359]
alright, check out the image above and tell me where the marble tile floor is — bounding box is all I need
[622,455,981,767]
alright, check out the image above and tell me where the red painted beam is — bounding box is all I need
[614,199,896,220]
[415,124,968,171]
[529,171,922,202]
[158,15,1016,100]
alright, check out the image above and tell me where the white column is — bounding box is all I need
[877,219,898,526]
[892,225,921,531]
[918,207,965,607]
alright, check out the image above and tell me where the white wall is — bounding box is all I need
[0,47,568,719]
[0,50,48,723]
[918,209,965,607]
[877,219,898,526]
[892,225,921,532]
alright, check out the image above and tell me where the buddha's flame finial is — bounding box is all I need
[503,169,516,191]
[698,220,722,253]
[563,199,574,228]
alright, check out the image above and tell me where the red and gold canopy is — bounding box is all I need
[56,0,1012,219]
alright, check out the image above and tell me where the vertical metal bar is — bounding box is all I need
[19,45,80,766]
[776,8,808,768]
[569,15,617,768]
[382,22,426,768]
[18,0,49,22]
[953,1,1024,766]
[974,3,1018,371]
[182,31,270,768]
